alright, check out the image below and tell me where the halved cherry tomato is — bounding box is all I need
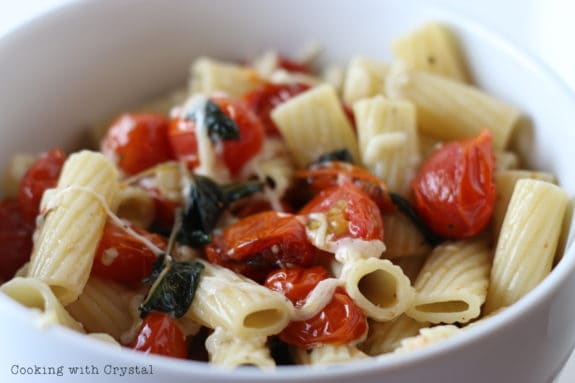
[130,311,187,358]
[277,55,312,74]
[168,96,264,175]
[299,182,384,242]
[295,161,395,213]
[412,129,496,238]
[0,199,34,281]
[265,266,367,349]
[243,82,311,135]
[18,149,66,222]
[101,113,174,176]
[92,220,167,283]
[205,211,318,282]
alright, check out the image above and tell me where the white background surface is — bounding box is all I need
[0,0,574,381]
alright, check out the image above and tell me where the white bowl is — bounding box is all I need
[1,1,575,382]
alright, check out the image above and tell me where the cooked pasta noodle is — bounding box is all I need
[28,151,119,304]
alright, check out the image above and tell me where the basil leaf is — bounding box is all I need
[204,99,240,141]
[389,192,443,246]
[179,175,226,247]
[313,149,354,165]
[139,260,204,319]
[179,175,264,247]
[142,253,166,284]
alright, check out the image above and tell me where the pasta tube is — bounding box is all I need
[360,315,429,356]
[485,179,569,313]
[28,151,119,305]
[66,277,136,341]
[353,96,420,195]
[386,67,520,150]
[342,57,389,105]
[339,258,415,321]
[392,22,469,82]
[271,84,360,167]
[406,239,491,324]
[1,277,84,332]
[190,57,262,97]
[205,327,275,368]
[186,261,292,337]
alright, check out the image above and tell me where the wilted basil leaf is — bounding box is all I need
[179,175,226,247]
[313,149,354,165]
[184,99,240,142]
[139,260,204,319]
[142,253,166,284]
[204,100,240,141]
[389,192,443,246]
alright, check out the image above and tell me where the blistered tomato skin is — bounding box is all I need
[130,311,187,358]
[18,148,66,221]
[0,199,34,281]
[265,266,367,349]
[412,129,496,238]
[295,161,395,213]
[205,211,318,282]
[299,181,385,242]
[264,266,330,307]
[168,96,264,175]
[101,113,174,176]
[92,220,167,283]
[243,82,311,135]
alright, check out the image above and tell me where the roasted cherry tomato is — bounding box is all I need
[412,129,496,238]
[0,199,34,281]
[299,182,384,242]
[92,220,167,283]
[18,149,66,221]
[277,55,312,74]
[168,96,264,175]
[101,113,174,176]
[243,82,311,135]
[295,161,395,213]
[265,266,367,349]
[205,211,318,282]
[130,311,187,358]
[264,266,329,307]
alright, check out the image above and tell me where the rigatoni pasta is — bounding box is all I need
[353,96,420,195]
[185,261,293,337]
[406,239,491,324]
[386,67,520,150]
[342,57,389,105]
[360,315,429,356]
[66,277,137,340]
[485,179,569,313]
[27,151,119,305]
[392,22,469,82]
[0,277,85,332]
[271,84,360,167]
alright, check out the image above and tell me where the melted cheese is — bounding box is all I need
[180,95,230,183]
[305,212,386,260]
[44,185,164,256]
[291,277,341,321]
[240,138,293,212]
